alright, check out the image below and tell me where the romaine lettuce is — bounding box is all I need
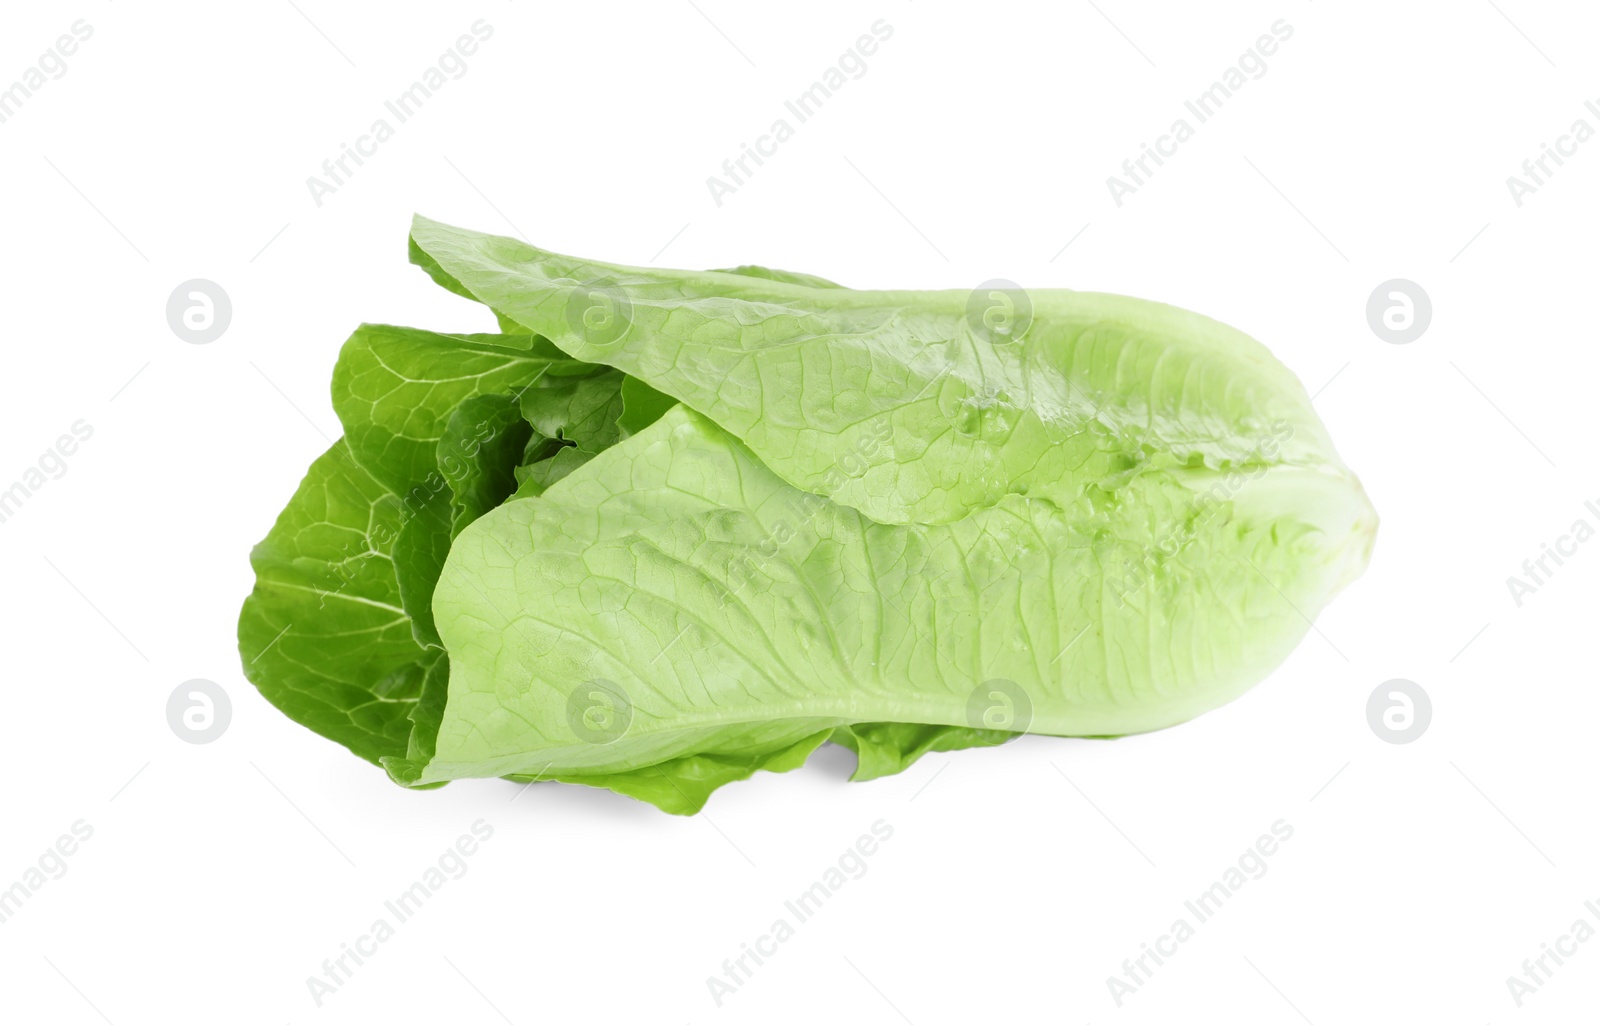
[237,217,1376,813]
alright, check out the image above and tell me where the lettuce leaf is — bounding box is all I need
[408,215,1348,527]
[238,442,436,764]
[419,405,1371,784]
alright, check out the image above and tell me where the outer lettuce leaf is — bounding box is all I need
[408,215,1353,527]
[238,443,434,764]
[421,406,1374,784]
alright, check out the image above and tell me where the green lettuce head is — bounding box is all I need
[237,217,1376,813]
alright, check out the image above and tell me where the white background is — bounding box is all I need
[1,1,1596,1021]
